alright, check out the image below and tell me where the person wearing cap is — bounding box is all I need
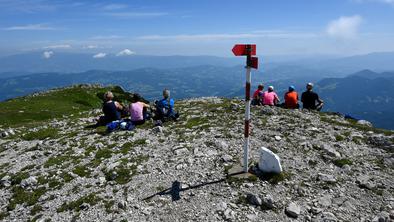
[284,85,299,109]
[262,86,280,106]
[252,84,264,106]
[301,83,324,111]
[129,93,150,125]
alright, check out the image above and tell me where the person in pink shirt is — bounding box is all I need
[129,94,150,125]
[262,86,280,106]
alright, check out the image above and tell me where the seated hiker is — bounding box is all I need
[301,83,324,111]
[154,89,179,124]
[97,91,123,125]
[262,86,280,106]
[284,85,299,109]
[129,94,150,125]
[251,84,264,106]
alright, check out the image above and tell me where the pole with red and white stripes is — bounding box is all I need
[244,64,252,173]
[232,44,258,173]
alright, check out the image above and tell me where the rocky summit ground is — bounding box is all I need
[0,91,394,221]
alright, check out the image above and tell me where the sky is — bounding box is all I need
[0,0,394,57]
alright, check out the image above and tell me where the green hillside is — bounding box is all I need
[0,84,131,127]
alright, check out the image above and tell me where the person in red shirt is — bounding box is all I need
[284,85,299,109]
[251,84,264,106]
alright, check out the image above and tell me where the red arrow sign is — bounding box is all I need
[232,44,256,56]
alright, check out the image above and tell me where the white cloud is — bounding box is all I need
[0,0,57,13]
[83,45,98,49]
[105,12,168,18]
[326,15,363,39]
[93,52,106,58]
[116,49,135,56]
[102,4,128,10]
[91,35,124,40]
[43,44,71,49]
[4,24,55,31]
[42,51,54,59]
[353,0,394,5]
[137,31,318,41]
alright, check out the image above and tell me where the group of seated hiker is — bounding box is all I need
[97,88,179,131]
[252,82,324,111]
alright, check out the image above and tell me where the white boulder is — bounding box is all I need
[258,147,282,173]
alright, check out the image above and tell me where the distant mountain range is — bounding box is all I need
[315,70,394,129]
[1,51,394,78]
[0,52,241,75]
[0,52,394,129]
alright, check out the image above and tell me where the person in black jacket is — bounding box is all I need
[301,83,324,111]
[97,91,124,125]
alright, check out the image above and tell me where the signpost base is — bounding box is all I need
[227,163,253,179]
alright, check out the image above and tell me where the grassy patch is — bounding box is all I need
[72,165,91,178]
[120,139,146,154]
[104,155,148,185]
[333,158,353,167]
[260,172,291,185]
[374,158,385,168]
[308,160,318,166]
[95,148,113,160]
[21,164,36,172]
[44,155,70,168]
[7,187,47,211]
[0,211,9,220]
[10,171,29,185]
[22,128,60,141]
[372,188,384,196]
[30,205,43,215]
[84,146,96,156]
[335,134,345,142]
[104,200,115,213]
[57,193,102,213]
[226,174,259,186]
[185,117,209,129]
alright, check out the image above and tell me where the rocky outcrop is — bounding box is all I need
[0,97,393,221]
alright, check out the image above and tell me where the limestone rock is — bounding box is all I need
[317,173,337,184]
[246,193,262,206]
[258,147,282,173]
[221,154,233,163]
[286,202,301,218]
[357,120,373,127]
[21,176,38,189]
[261,194,275,210]
[153,126,163,134]
[0,175,11,187]
[118,200,127,209]
[322,145,341,158]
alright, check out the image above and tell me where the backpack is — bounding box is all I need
[106,120,135,132]
[106,120,121,132]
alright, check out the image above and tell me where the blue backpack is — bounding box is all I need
[106,120,135,132]
[157,98,175,117]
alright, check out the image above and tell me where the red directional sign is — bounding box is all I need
[232,44,256,56]
[250,57,258,69]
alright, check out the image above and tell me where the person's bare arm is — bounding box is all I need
[141,102,150,108]
[115,101,123,110]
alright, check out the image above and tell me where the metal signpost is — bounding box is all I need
[232,44,258,173]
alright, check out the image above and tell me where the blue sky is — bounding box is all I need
[0,0,394,57]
